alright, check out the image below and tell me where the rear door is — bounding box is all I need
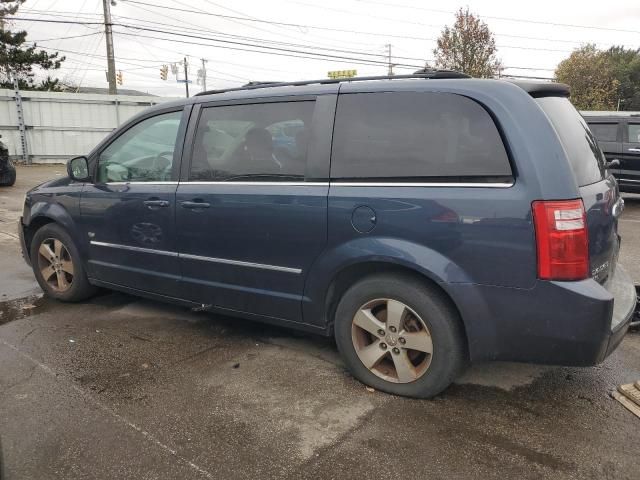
[175,95,335,322]
[621,120,640,188]
[537,97,621,285]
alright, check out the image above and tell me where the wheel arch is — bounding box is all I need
[23,203,83,262]
[321,261,470,360]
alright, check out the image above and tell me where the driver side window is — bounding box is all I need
[97,111,183,183]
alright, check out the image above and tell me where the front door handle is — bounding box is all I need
[143,199,170,208]
[181,200,211,209]
[628,148,640,153]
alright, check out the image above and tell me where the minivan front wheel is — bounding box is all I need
[334,274,466,398]
[30,223,96,302]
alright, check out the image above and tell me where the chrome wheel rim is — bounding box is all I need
[351,298,433,383]
[37,238,74,293]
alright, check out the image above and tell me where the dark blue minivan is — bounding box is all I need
[19,73,637,398]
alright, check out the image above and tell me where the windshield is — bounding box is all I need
[536,96,606,186]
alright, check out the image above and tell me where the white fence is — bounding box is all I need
[0,89,180,164]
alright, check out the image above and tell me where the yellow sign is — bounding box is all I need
[328,70,357,79]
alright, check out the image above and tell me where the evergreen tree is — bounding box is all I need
[0,0,65,90]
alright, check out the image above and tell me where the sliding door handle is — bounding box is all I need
[143,199,170,208]
[181,201,211,209]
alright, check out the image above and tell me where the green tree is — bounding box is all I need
[1,0,65,90]
[607,46,640,110]
[433,7,501,78]
[555,45,620,110]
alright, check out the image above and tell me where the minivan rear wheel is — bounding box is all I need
[334,274,466,398]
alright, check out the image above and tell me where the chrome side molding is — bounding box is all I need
[90,241,301,274]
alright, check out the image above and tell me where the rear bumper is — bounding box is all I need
[448,264,637,365]
[601,266,636,358]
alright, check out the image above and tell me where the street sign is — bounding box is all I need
[176,79,193,84]
[328,69,357,79]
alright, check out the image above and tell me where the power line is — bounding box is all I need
[116,16,431,63]
[113,7,429,62]
[75,32,105,89]
[9,17,428,68]
[114,30,423,69]
[113,0,584,54]
[349,0,640,34]
[30,31,102,42]
[14,15,565,78]
[117,1,579,51]
[27,43,173,69]
[20,6,622,50]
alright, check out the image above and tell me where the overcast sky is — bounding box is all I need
[8,0,640,97]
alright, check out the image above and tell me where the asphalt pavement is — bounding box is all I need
[1,165,639,480]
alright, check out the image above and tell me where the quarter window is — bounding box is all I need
[588,123,618,143]
[97,111,182,183]
[331,92,512,181]
[190,101,315,181]
[629,124,640,143]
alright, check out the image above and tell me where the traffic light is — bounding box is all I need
[160,64,168,81]
[116,70,123,85]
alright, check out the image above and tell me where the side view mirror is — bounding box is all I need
[605,158,620,169]
[67,156,91,182]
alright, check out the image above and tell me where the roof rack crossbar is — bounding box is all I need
[194,70,470,97]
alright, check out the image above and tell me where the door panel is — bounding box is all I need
[80,108,189,295]
[175,96,335,321]
[82,183,180,294]
[176,183,327,320]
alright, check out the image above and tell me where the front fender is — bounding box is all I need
[23,192,85,260]
[302,236,472,328]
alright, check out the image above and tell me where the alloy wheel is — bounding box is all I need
[37,238,74,292]
[351,298,433,383]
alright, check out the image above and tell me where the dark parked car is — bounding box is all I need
[19,73,637,398]
[583,111,640,193]
[0,135,16,187]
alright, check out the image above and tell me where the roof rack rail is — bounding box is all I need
[194,70,470,97]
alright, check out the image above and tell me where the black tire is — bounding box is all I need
[334,274,467,398]
[30,223,97,302]
[0,165,16,187]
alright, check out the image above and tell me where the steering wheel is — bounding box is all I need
[153,151,173,169]
[152,151,174,180]
[101,160,131,182]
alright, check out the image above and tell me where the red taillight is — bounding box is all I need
[532,199,589,281]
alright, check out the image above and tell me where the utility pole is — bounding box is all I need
[183,57,190,98]
[385,44,394,76]
[201,58,208,92]
[102,0,117,94]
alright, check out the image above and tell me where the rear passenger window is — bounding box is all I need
[629,124,640,143]
[588,123,618,143]
[331,92,511,181]
[536,96,605,187]
[190,101,315,181]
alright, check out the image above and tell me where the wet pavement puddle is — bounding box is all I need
[0,294,50,326]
